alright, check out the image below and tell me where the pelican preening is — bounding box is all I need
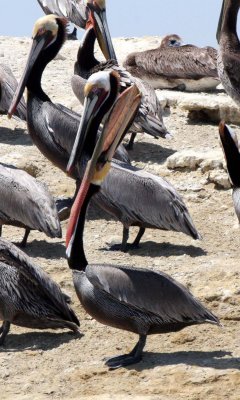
[9,15,199,252]
[0,163,62,247]
[66,72,219,368]
[217,0,240,104]
[219,122,240,222]
[72,27,171,149]
[0,64,26,120]
[124,34,220,92]
[0,238,80,344]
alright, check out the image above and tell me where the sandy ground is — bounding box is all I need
[0,35,240,400]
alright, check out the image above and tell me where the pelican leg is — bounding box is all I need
[125,132,137,151]
[0,321,10,345]
[105,335,146,369]
[0,225,2,237]
[108,226,129,252]
[130,227,145,248]
[19,228,31,248]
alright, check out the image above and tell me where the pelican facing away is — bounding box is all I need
[217,0,240,104]
[0,163,61,246]
[0,64,26,120]
[72,26,171,149]
[66,72,219,369]
[9,15,198,253]
[123,34,219,92]
[0,238,80,344]
[219,121,240,222]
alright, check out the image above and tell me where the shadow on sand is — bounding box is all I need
[0,330,82,353]
[0,126,31,146]
[129,350,240,371]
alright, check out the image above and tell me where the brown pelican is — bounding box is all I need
[0,163,61,247]
[217,0,240,104]
[123,34,220,92]
[9,15,198,253]
[0,64,26,120]
[65,76,219,368]
[0,237,80,344]
[72,26,171,149]
[219,121,240,222]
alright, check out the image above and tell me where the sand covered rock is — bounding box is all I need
[166,149,224,172]
[157,90,240,123]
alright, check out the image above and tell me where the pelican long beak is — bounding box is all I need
[88,3,117,61]
[216,0,227,43]
[8,32,52,118]
[82,84,141,186]
[66,86,109,174]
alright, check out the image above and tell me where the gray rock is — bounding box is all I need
[166,149,224,172]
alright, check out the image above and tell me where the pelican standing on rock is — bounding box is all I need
[217,0,240,104]
[66,72,219,369]
[0,163,62,247]
[219,121,240,222]
[0,238,80,345]
[72,23,171,149]
[124,34,219,92]
[0,64,26,120]
[9,15,199,252]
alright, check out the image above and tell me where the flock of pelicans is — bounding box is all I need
[0,0,239,369]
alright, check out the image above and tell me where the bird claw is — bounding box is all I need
[105,354,142,369]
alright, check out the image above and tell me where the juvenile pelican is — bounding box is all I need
[124,34,219,92]
[72,26,171,149]
[217,0,240,104]
[0,238,80,345]
[0,64,26,120]
[66,73,219,369]
[219,121,240,222]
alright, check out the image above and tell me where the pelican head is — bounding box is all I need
[67,70,120,173]
[160,34,183,48]
[8,15,67,118]
[86,0,117,61]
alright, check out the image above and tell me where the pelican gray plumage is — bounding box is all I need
[123,34,220,92]
[0,163,62,246]
[216,0,240,104]
[65,76,219,368]
[219,121,240,222]
[72,26,171,149]
[0,237,80,344]
[9,15,198,253]
[0,64,26,120]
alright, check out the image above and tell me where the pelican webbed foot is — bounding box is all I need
[104,335,146,369]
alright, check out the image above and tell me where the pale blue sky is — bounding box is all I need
[0,0,227,46]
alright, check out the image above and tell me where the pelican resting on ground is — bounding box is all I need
[0,163,62,247]
[72,25,171,149]
[0,238,80,344]
[217,0,240,104]
[65,74,219,369]
[0,64,26,120]
[123,34,219,92]
[8,15,198,253]
[219,121,240,222]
